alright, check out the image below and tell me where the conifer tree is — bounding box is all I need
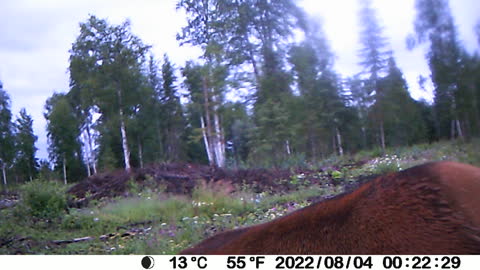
[0,86,13,189]
[357,0,392,151]
[13,108,38,182]
[379,57,427,146]
[161,54,185,161]
[44,93,85,184]
[410,0,466,140]
[289,20,346,159]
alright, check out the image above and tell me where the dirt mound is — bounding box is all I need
[67,163,338,205]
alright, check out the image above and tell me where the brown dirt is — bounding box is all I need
[67,162,342,206]
[67,161,375,208]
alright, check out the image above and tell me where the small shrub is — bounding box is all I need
[331,170,342,179]
[373,162,399,175]
[126,178,141,195]
[17,179,68,221]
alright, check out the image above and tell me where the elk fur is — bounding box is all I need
[180,161,480,254]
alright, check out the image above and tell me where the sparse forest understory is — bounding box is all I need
[1,139,479,254]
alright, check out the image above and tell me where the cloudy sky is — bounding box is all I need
[1,0,479,160]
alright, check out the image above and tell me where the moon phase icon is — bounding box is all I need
[141,256,155,269]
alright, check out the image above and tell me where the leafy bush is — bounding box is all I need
[331,170,342,179]
[373,162,399,175]
[16,179,68,221]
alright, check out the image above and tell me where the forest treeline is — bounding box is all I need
[1,0,480,186]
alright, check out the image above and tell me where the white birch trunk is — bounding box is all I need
[86,124,97,174]
[119,112,131,171]
[63,155,67,185]
[2,163,7,189]
[212,109,225,167]
[380,121,386,152]
[220,125,226,163]
[285,140,291,156]
[456,119,464,140]
[86,157,91,177]
[200,116,214,165]
[336,126,344,157]
[83,132,91,177]
[202,77,217,166]
[117,88,131,171]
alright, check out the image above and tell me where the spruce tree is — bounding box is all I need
[44,93,85,184]
[289,20,347,159]
[161,54,185,161]
[13,108,39,182]
[410,0,466,140]
[379,57,427,146]
[357,0,391,151]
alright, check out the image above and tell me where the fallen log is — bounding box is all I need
[0,199,18,210]
[51,236,94,245]
[51,227,152,246]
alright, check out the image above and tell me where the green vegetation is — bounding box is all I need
[0,0,478,190]
[15,179,68,221]
[1,139,478,254]
[0,0,479,255]
[0,179,333,254]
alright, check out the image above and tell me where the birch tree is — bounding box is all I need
[177,0,227,167]
[69,15,150,171]
[182,61,227,167]
[0,85,13,189]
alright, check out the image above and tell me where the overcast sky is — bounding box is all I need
[0,0,479,160]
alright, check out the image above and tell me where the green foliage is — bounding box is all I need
[411,0,477,140]
[222,102,252,167]
[16,179,68,221]
[288,20,349,161]
[13,108,39,182]
[44,93,85,182]
[69,15,151,170]
[331,170,342,179]
[0,87,14,189]
[126,178,141,195]
[380,57,428,147]
[373,162,400,175]
[95,195,192,225]
[4,139,480,254]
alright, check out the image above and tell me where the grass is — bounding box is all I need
[1,139,479,254]
[0,180,340,254]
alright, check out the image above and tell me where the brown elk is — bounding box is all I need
[180,161,480,254]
